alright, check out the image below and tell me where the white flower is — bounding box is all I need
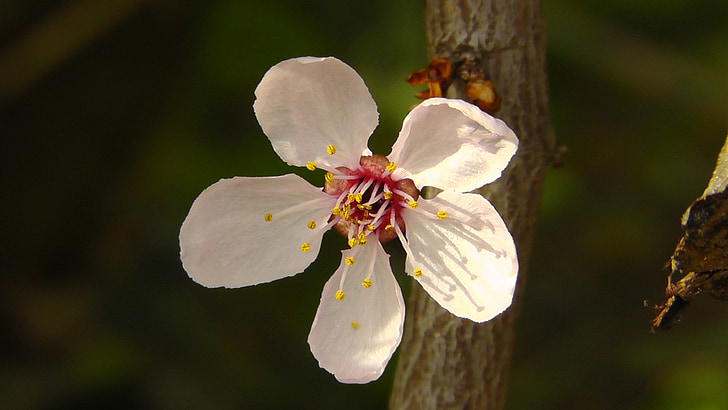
[179,57,519,384]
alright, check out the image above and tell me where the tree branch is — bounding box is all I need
[390,1,555,409]
[652,133,728,330]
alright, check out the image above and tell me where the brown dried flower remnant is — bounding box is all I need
[465,78,501,114]
[405,58,452,99]
[406,58,501,114]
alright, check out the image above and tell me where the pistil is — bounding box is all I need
[323,154,419,245]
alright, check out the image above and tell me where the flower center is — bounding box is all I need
[324,154,419,245]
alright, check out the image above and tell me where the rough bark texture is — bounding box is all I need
[390,1,555,409]
[651,134,728,330]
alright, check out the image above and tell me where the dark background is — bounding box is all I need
[2,0,727,408]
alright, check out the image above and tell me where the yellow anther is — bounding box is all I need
[358,237,366,245]
[358,232,367,241]
[437,211,447,219]
[413,268,423,278]
[264,213,273,222]
[307,220,317,229]
[335,290,345,300]
[347,193,356,202]
[366,224,374,231]
[332,206,341,216]
[385,224,394,231]
[327,144,336,155]
[351,322,359,329]
[301,242,311,252]
[386,162,396,172]
[341,212,350,221]
[355,193,363,203]
[325,172,334,182]
[408,200,418,209]
[384,191,393,200]
[362,279,372,288]
[306,161,317,171]
[345,257,355,266]
[348,237,358,248]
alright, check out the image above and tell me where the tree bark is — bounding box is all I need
[651,133,728,330]
[390,1,555,409]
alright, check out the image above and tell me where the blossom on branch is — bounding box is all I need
[179,56,519,383]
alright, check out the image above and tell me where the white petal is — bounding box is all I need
[400,190,518,322]
[253,57,379,170]
[388,98,518,192]
[180,174,336,288]
[308,241,405,383]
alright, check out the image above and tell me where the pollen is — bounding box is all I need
[351,322,359,329]
[358,232,367,242]
[332,206,341,216]
[325,172,334,182]
[345,257,355,266]
[307,220,317,229]
[335,290,345,300]
[437,211,447,219]
[366,224,374,231]
[355,193,363,203]
[384,191,393,200]
[347,193,356,202]
[306,161,317,171]
[362,279,372,288]
[301,242,311,252]
[408,200,418,209]
[348,237,358,248]
[327,144,336,155]
[385,224,394,231]
[264,213,273,222]
[413,268,423,277]
[386,162,396,172]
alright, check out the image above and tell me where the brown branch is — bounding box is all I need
[651,134,728,330]
[390,1,556,409]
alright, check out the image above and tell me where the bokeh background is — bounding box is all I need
[2,0,727,409]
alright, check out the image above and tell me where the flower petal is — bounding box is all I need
[180,174,336,288]
[308,240,405,383]
[388,98,518,192]
[400,190,518,322]
[253,57,379,170]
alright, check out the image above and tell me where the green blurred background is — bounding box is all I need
[2,0,727,409]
